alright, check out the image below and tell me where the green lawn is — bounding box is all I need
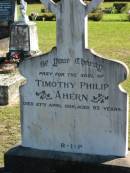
[24,3,130,22]
[0,2,130,167]
[103,14,128,21]
[101,1,130,9]
[37,21,130,65]
[0,106,20,166]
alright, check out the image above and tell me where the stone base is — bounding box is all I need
[0,73,25,105]
[4,146,130,173]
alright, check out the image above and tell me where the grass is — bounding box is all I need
[102,14,128,21]
[22,3,130,22]
[101,1,130,9]
[37,22,56,53]
[0,106,20,166]
[27,4,43,15]
[0,2,130,167]
[101,1,130,21]
[37,21,130,65]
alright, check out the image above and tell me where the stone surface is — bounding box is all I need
[10,21,39,53]
[0,38,9,55]
[20,49,128,157]
[19,0,29,23]
[0,72,25,105]
[0,64,16,74]
[0,0,16,39]
[0,0,16,23]
[4,146,130,173]
[19,0,129,157]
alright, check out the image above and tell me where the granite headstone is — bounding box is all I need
[0,0,16,39]
[9,0,39,54]
[0,0,16,23]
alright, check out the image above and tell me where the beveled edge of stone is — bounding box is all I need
[5,145,130,168]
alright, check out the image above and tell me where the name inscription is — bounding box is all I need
[23,57,122,112]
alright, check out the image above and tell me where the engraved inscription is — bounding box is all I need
[23,58,122,112]
[61,143,83,150]
[0,1,14,21]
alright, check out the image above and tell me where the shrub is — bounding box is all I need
[91,8,102,13]
[41,7,50,13]
[36,16,45,21]
[128,15,130,21]
[29,12,39,21]
[41,8,46,13]
[113,3,128,13]
[42,13,56,21]
[128,10,130,21]
[29,12,56,21]
[88,12,103,21]
[103,7,113,14]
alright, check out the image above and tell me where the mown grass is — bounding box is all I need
[0,106,20,166]
[37,21,130,64]
[24,3,130,22]
[27,4,43,15]
[102,14,128,21]
[101,1,130,9]
[0,2,130,167]
[37,21,56,53]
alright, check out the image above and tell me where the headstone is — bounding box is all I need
[19,0,129,157]
[9,0,39,54]
[0,0,17,39]
[9,22,39,53]
[0,0,16,23]
[0,0,17,57]
[4,0,130,173]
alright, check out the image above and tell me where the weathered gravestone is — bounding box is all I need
[0,0,17,58]
[0,0,24,105]
[0,0,38,106]
[0,0,17,39]
[0,0,16,23]
[4,0,130,173]
[9,0,39,54]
